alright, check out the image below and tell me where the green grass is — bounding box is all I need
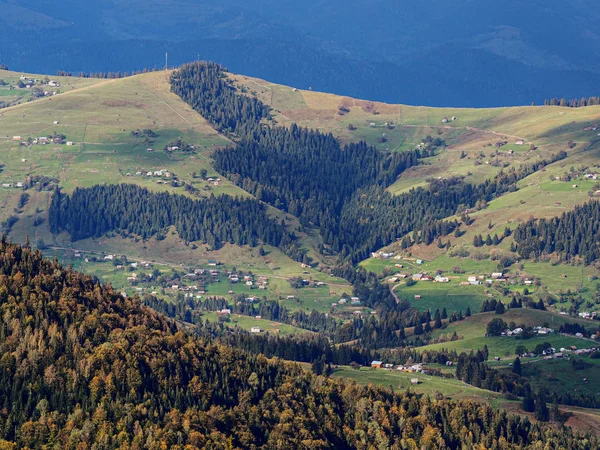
[201,311,311,336]
[519,356,600,398]
[331,366,503,401]
[421,334,595,359]
[432,309,592,339]
[394,282,487,313]
[421,309,597,358]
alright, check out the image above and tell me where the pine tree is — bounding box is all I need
[535,389,549,422]
[512,357,521,376]
[523,385,535,412]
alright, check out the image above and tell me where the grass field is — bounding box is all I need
[421,309,597,358]
[331,365,503,400]
[520,356,600,398]
[201,311,311,336]
[394,282,487,314]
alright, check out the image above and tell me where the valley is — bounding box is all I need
[2,62,600,441]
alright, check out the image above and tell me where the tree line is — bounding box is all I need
[544,96,600,107]
[56,67,162,78]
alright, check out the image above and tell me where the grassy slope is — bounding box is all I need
[0,69,351,316]
[3,67,600,322]
[419,309,597,358]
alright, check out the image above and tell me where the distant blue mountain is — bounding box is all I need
[1,0,598,106]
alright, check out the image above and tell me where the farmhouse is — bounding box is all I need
[250,327,261,333]
[371,361,383,369]
[12,136,21,141]
[434,275,449,283]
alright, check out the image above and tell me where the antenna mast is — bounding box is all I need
[165,52,168,71]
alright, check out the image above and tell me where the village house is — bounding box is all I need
[434,275,449,283]
[250,326,261,333]
[371,361,383,369]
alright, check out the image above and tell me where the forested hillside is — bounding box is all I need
[515,199,600,263]
[49,184,286,247]
[170,62,571,263]
[0,239,597,449]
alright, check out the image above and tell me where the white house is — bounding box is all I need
[251,326,261,333]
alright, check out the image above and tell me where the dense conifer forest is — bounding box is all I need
[0,240,597,449]
[514,199,600,263]
[48,184,291,250]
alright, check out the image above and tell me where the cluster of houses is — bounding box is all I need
[14,136,71,146]
[206,177,222,187]
[18,76,60,88]
[371,251,395,259]
[0,181,24,189]
[228,273,269,290]
[126,169,171,178]
[371,361,454,380]
[338,296,361,306]
[517,346,597,360]
[500,326,554,337]
[578,311,598,320]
